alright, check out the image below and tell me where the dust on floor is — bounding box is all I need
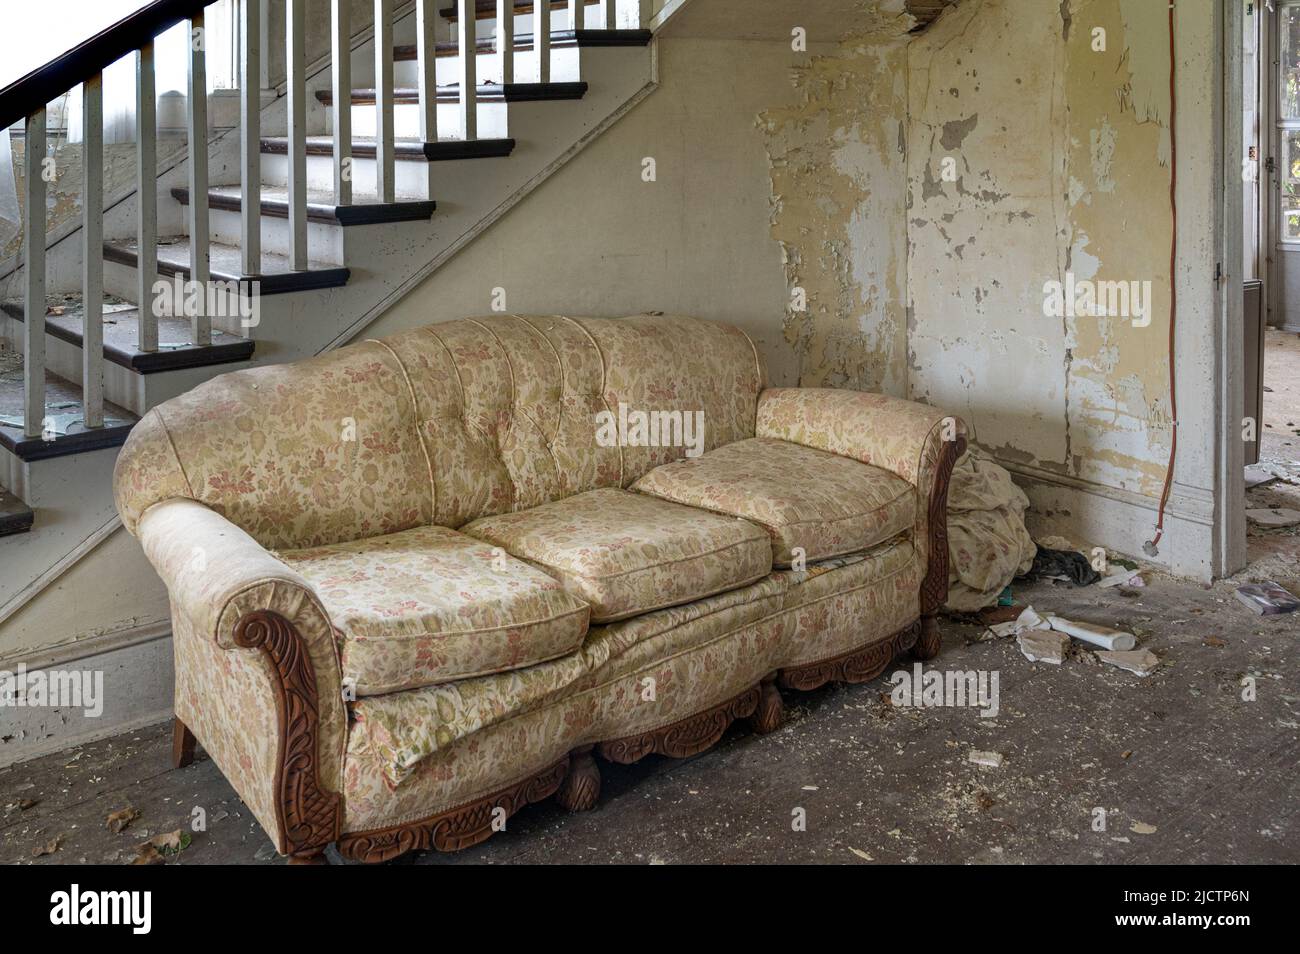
[1247,328,1300,565]
[1,571,1295,865]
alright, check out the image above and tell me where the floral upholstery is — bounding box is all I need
[756,387,966,568]
[274,526,591,695]
[632,437,915,566]
[113,313,965,858]
[114,314,766,550]
[350,577,788,787]
[115,343,435,550]
[343,537,923,823]
[463,487,772,622]
[136,499,348,852]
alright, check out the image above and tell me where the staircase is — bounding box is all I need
[0,0,660,690]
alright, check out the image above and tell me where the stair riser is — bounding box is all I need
[321,99,509,141]
[103,262,257,339]
[1,314,144,415]
[262,150,467,198]
[452,6,637,41]
[195,204,347,266]
[392,45,579,87]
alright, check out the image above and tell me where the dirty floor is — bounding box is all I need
[1,568,1295,865]
[1248,327,1300,565]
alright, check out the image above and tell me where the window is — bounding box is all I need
[1279,1,1300,239]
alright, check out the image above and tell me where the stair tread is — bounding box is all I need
[315,81,587,106]
[104,238,350,295]
[260,136,516,162]
[0,360,139,462]
[172,185,437,226]
[0,294,254,375]
[392,28,651,59]
[442,0,598,21]
[0,484,34,536]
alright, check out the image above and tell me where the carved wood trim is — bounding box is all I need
[232,610,343,859]
[920,435,967,618]
[777,620,921,692]
[597,684,761,764]
[336,757,569,863]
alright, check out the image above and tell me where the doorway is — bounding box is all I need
[1246,0,1300,562]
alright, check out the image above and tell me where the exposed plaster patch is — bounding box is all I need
[940,113,979,150]
[907,0,1175,500]
[758,20,912,395]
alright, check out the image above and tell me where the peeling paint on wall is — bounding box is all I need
[757,13,913,396]
[907,0,1176,499]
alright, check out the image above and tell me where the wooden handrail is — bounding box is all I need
[0,0,216,129]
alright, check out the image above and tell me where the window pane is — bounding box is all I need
[1283,4,1300,120]
[1283,129,1300,240]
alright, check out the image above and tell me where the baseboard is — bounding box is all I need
[0,623,173,769]
[997,457,1217,581]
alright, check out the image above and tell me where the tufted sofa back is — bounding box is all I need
[115,314,766,550]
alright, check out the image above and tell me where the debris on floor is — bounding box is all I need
[968,750,1004,768]
[1246,508,1300,530]
[1095,649,1162,678]
[1234,582,1300,616]
[1025,546,1102,586]
[1097,566,1145,588]
[1017,629,1069,664]
[106,806,139,833]
[1044,616,1137,651]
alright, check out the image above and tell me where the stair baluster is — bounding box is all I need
[22,108,47,439]
[417,0,437,198]
[81,72,105,428]
[331,0,352,206]
[136,42,159,353]
[287,0,308,268]
[639,0,652,28]
[536,0,551,83]
[458,0,478,141]
[241,0,262,274]
[187,11,211,345]
[375,0,396,202]
[604,0,616,29]
[496,0,514,86]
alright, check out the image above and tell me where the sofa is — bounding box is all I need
[113,314,966,864]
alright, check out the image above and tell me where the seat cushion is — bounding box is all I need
[275,525,590,696]
[462,488,772,622]
[632,437,915,566]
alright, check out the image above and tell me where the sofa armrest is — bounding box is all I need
[756,388,967,617]
[136,499,345,859]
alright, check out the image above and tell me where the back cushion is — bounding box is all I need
[115,314,765,548]
[115,340,434,549]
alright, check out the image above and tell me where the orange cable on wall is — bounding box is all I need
[1144,0,1178,558]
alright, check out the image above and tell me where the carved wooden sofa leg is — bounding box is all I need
[750,675,784,734]
[287,848,330,865]
[556,745,601,812]
[171,718,196,769]
[913,616,942,660]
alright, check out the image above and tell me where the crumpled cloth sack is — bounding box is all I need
[944,452,1037,612]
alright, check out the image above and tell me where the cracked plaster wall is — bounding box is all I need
[757,9,913,395]
[907,0,1179,499]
